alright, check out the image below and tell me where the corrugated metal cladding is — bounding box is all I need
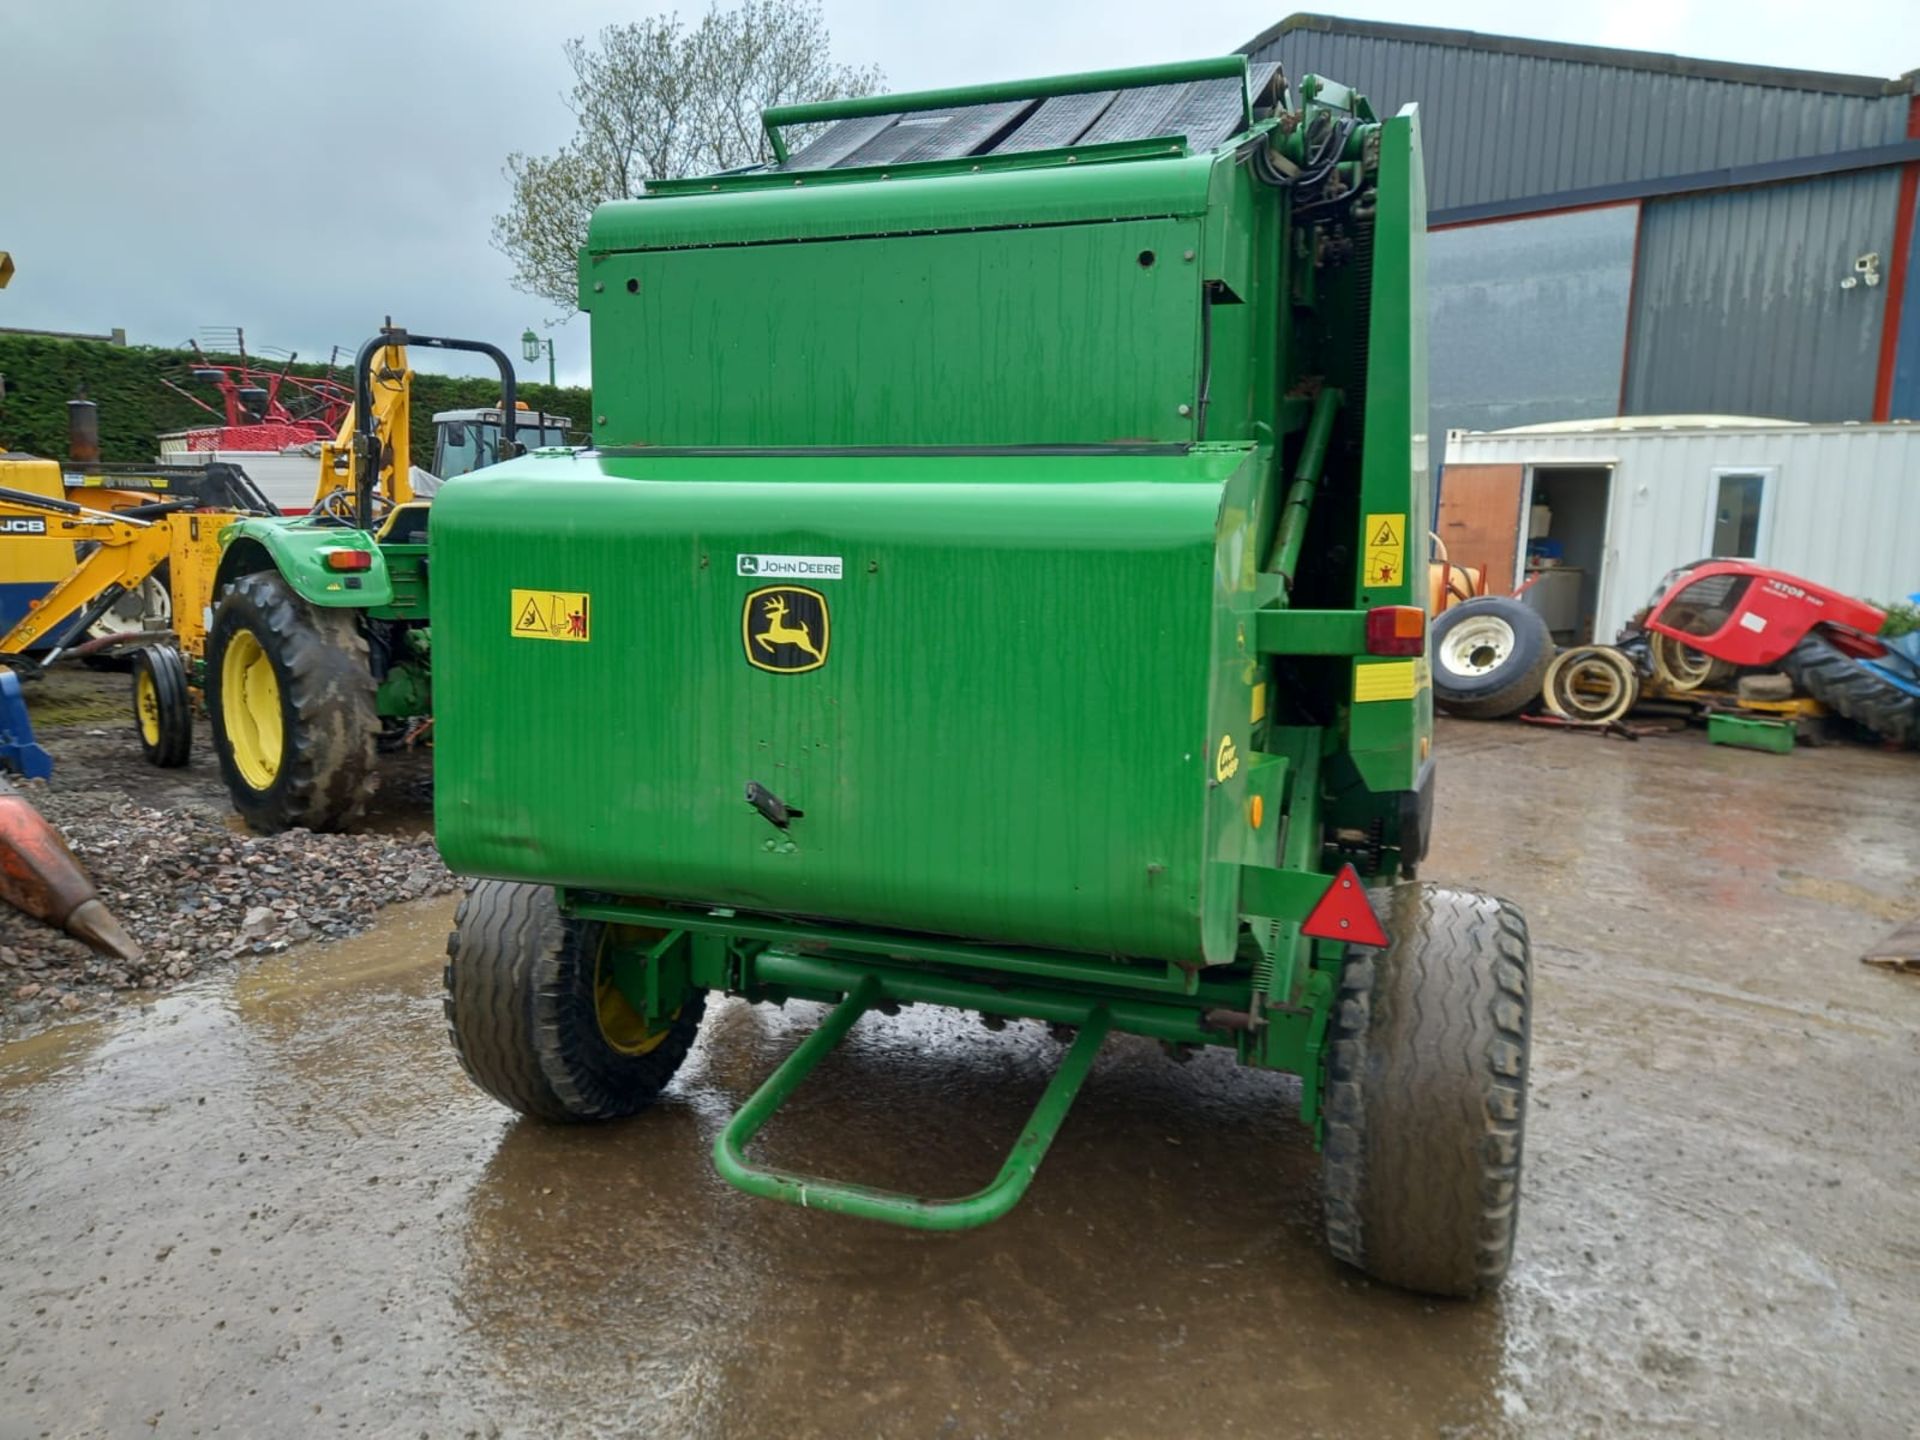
[1625,170,1903,421]
[1430,205,1637,440]
[1443,424,1920,638]
[1242,18,1911,214]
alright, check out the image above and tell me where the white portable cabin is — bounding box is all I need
[1439,418,1920,644]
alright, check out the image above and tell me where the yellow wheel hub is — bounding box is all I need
[221,630,284,791]
[593,935,674,1056]
[135,668,162,747]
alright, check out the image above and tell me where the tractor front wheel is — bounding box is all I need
[1321,882,1532,1297]
[130,644,193,768]
[206,570,378,833]
[444,880,707,1122]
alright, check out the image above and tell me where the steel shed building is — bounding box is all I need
[1242,16,1920,446]
[1440,420,1920,644]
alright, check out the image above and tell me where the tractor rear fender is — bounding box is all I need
[215,518,394,609]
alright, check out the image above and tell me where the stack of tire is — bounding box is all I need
[1429,597,1553,720]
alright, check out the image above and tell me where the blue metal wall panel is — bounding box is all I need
[1624,170,1902,421]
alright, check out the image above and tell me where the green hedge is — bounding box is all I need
[0,333,592,473]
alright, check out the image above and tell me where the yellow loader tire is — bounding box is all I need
[129,644,193,768]
[206,570,377,834]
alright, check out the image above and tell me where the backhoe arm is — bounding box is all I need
[313,340,413,516]
[0,492,170,659]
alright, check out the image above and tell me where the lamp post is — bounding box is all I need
[521,327,555,387]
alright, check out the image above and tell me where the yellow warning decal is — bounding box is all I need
[511,588,591,643]
[1354,659,1418,703]
[1250,681,1267,725]
[1363,511,1406,588]
[1214,733,1240,782]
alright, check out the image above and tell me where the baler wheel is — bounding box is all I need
[130,644,193,768]
[206,571,377,833]
[443,880,706,1122]
[1321,883,1531,1297]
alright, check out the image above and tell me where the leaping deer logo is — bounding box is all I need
[754,593,823,662]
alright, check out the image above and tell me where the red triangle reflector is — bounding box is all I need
[1300,864,1389,949]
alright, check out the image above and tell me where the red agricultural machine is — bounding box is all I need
[157,332,353,455]
[1429,559,1918,746]
[1638,560,1918,744]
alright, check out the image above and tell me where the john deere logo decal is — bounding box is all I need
[743,585,829,673]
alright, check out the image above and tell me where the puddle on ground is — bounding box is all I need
[2,724,1918,1437]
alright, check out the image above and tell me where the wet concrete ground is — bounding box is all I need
[2,721,1916,1438]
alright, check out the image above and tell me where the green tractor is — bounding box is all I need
[201,332,561,833]
[432,57,1532,1295]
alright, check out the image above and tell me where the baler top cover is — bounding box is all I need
[771,63,1281,171]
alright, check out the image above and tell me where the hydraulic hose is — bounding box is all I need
[1272,387,1344,596]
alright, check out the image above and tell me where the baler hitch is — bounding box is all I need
[714,970,1111,1230]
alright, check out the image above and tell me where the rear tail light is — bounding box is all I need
[1365,605,1425,656]
[322,548,374,572]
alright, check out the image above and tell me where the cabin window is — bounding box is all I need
[1707,470,1768,559]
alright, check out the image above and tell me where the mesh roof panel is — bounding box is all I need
[779,64,1282,172]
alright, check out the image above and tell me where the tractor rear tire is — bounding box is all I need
[1321,883,1531,1297]
[444,880,707,1123]
[1431,597,1553,720]
[1780,629,1919,746]
[206,570,378,833]
[130,644,193,768]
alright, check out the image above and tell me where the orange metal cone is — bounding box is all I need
[0,777,144,964]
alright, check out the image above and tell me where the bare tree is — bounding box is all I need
[496,1,882,314]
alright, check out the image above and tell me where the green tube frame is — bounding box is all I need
[713,964,1113,1230]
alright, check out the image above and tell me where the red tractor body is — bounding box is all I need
[1644,561,1889,667]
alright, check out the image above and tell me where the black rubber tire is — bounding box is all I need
[1780,629,1919,746]
[1430,597,1553,720]
[129,644,193,768]
[1322,882,1532,1297]
[444,879,707,1122]
[206,570,378,833]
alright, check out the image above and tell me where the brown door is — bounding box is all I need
[1435,464,1525,595]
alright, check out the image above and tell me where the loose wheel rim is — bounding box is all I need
[221,630,284,790]
[592,932,674,1056]
[1651,631,1716,692]
[1558,656,1626,718]
[96,575,173,638]
[135,666,162,746]
[1437,614,1517,680]
[1545,647,1638,723]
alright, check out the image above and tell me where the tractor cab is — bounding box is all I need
[432,406,570,480]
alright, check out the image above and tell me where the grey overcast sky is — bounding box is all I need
[2,0,1914,386]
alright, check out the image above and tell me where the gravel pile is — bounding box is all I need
[2,780,461,1028]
